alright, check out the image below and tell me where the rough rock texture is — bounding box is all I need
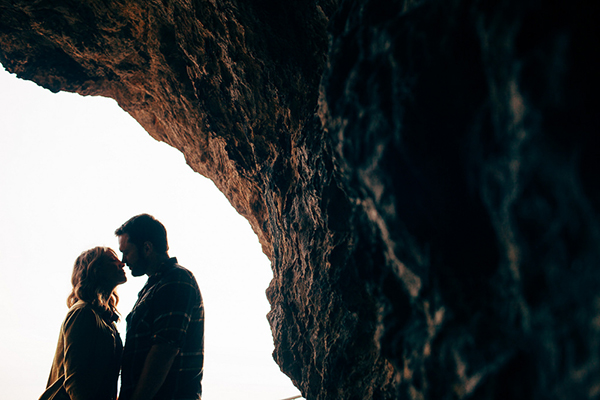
[1,0,599,398]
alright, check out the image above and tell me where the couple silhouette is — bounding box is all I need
[39,214,204,400]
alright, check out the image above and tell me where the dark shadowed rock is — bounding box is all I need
[1,0,598,398]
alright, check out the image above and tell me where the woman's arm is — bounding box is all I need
[62,307,110,400]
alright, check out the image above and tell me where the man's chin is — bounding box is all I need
[130,269,145,277]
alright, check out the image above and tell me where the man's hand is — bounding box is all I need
[130,343,180,400]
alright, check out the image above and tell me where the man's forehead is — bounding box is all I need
[118,233,130,249]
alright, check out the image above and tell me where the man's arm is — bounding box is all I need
[130,343,180,400]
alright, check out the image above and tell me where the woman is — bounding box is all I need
[39,247,127,400]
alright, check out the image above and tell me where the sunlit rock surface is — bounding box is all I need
[1,0,598,398]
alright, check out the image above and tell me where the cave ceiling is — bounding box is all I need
[1,0,599,398]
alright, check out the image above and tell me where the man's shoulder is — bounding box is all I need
[149,263,203,308]
[161,262,199,287]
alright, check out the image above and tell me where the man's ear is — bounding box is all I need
[142,241,154,256]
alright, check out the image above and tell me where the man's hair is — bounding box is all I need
[115,213,169,253]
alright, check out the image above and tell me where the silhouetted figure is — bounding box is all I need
[39,247,127,400]
[116,213,204,400]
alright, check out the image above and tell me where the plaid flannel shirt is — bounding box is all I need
[119,258,204,400]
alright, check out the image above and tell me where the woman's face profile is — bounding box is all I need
[96,251,127,288]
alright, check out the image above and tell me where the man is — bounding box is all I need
[115,213,204,400]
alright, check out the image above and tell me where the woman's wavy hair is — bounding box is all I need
[67,246,120,319]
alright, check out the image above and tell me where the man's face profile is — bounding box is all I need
[118,233,146,277]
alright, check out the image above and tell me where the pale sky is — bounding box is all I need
[0,66,302,400]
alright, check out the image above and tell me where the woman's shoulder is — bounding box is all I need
[64,301,94,321]
[63,301,109,330]
[61,301,120,347]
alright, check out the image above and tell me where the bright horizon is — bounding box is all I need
[0,65,303,400]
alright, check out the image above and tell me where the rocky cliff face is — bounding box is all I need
[1,0,598,398]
